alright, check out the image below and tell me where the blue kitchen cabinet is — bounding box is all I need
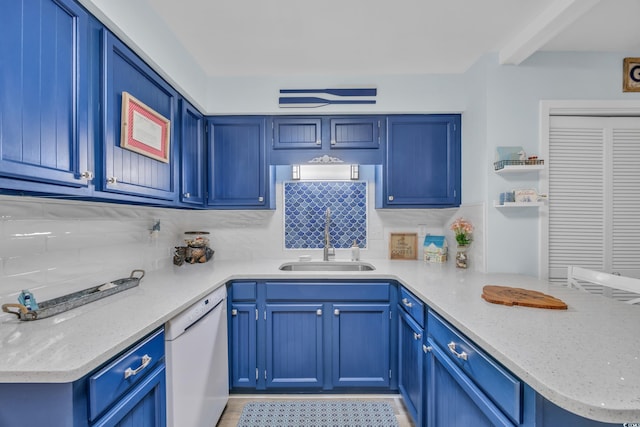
[0,328,165,427]
[265,303,324,389]
[398,287,427,426]
[179,100,206,206]
[330,116,381,149]
[331,303,391,388]
[272,117,322,149]
[425,310,525,427]
[228,281,258,389]
[228,280,396,392]
[378,115,461,208]
[97,30,179,202]
[0,0,92,195]
[230,303,258,389]
[206,117,272,208]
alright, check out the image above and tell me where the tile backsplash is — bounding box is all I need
[0,168,483,319]
[284,181,367,249]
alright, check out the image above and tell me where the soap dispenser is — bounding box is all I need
[351,240,360,261]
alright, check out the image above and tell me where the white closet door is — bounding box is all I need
[611,119,640,278]
[548,116,640,282]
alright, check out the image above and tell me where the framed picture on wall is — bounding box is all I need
[623,57,640,92]
[120,92,171,162]
[389,233,418,260]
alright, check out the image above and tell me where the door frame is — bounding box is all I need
[538,100,640,279]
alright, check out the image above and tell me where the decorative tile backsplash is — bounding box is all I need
[284,181,367,249]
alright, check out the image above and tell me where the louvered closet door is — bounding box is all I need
[548,116,640,282]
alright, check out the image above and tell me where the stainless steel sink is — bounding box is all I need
[278,261,375,271]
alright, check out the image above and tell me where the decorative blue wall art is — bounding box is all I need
[284,181,367,249]
[279,88,377,108]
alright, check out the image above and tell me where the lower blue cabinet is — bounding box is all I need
[228,281,395,392]
[399,307,425,425]
[266,303,324,388]
[229,303,258,389]
[331,303,390,388]
[425,339,515,427]
[92,364,166,427]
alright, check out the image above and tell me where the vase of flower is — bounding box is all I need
[455,245,469,269]
[450,217,473,269]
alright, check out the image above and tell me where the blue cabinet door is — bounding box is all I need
[272,117,322,149]
[331,303,390,388]
[380,115,461,208]
[230,303,258,389]
[330,117,381,149]
[179,100,205,206]
[0,0,91,192]
[265,303,323,389]
[399,308,425,426]
[207,117,270,208]
[92,363,166,427]
[99,30,178,201]
[425,339,515,427]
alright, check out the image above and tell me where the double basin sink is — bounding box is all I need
[279,261,375,272]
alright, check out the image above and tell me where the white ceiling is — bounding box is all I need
[145,0,640,77]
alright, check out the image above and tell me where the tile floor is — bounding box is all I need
[216,394,415,427]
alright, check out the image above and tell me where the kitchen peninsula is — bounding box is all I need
[0,259,637,426]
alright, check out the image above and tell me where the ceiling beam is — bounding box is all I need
[499,0,601,65]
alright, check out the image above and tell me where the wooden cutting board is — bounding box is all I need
[482,285,568,310]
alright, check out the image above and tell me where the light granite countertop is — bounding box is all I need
[0,259,638,423]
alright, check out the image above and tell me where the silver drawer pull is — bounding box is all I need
[124,354,152,379]
[447,342,468,361]
[402,298,413,308]
[413,332,421,340]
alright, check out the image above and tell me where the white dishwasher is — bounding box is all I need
[165,286,228,427]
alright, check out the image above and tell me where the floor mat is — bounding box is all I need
[237,399,399,427]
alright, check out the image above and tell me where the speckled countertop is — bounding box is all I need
[0,259,638,423]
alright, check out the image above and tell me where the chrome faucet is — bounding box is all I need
[323,208,335,261]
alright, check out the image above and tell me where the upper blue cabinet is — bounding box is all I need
[206,116,273,209]
[330,116,380,149]
[378,115,461,208]
[97,30,179,202]
[272,117,322,150]
[179,99,206,207]
[269,116,384,165]
[0,0,92,195]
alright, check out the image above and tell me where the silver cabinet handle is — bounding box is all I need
[402,298,413,308]
[413,332,422,340]
[107,177,118,185]
[334,309,340,316]
[447,342,468,361]
[423,344,432,353]
[183,192,191,198]
[316,140,321,145]
[80,171,93,180]
[388,195,394,201]
[258,196,264,202]
[316,309,322,316]
[124,354,152,379]
[231,309,238,316]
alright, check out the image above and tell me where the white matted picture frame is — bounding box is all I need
[120,92,171,163]
[389,233,418,260]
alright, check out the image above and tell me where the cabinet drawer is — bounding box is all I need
[88,328,165,421]
[231,281,257,300]
[428,311,522,424]
[265,282,389,301]
[399,287,425,328]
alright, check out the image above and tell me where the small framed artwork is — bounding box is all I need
[623,57,640,92]
[389,233,418,260]
[120,92,171,163]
